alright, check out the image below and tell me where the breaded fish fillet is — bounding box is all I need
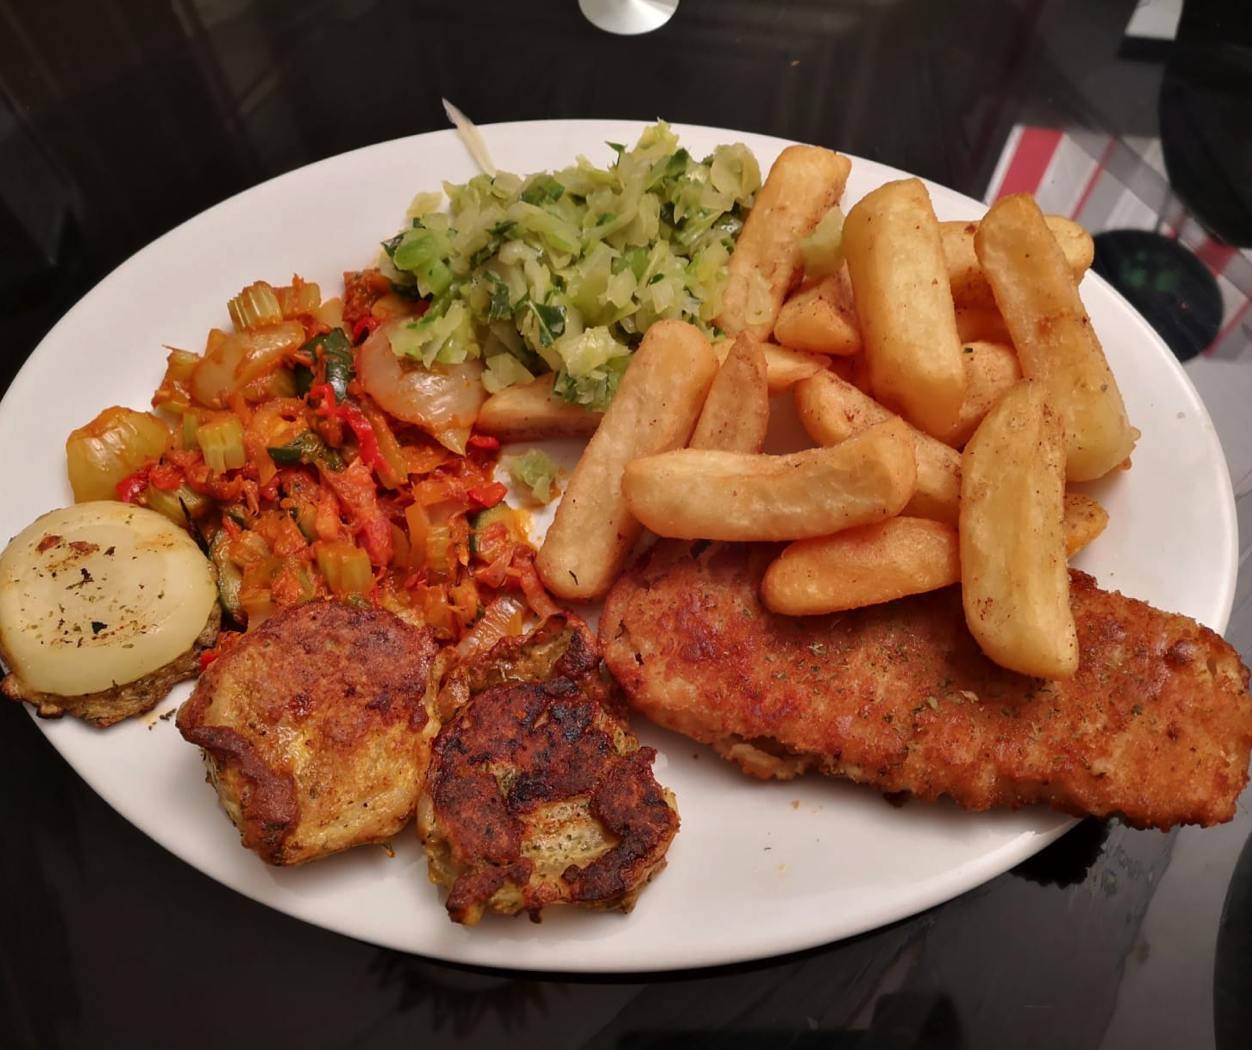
[601,541,1252,829]
[418,615,679,924]
[178,600,440,865]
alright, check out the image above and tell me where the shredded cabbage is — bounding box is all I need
[481,352,535,394]
[503,448,561,504]
[798,205,846,278]
[383,123,760,409]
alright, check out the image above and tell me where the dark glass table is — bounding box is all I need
[3,2,1250,1046]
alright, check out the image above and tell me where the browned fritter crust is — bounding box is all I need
[433,611,614,722]
[2,606,221,728]
[600,541,1252,829]
[177,600,439,865]
[418,614,679,925]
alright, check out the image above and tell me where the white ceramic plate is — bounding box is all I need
[0,121,1236,972]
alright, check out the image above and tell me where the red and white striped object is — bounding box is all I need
[985,124,1251,360]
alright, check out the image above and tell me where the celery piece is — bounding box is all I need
[198,417,246,474]
[316,543,372,596]
[165,348,200,383]
[228,281,283,332]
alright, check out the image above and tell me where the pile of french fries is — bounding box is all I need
[478,144,1140,682]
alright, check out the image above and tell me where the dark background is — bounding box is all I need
[3,2,1251,1048]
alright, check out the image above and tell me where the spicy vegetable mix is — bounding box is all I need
[65,272,553,649]
[61,122,759,653]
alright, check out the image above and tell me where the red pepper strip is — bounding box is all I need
[466,482,508,509]
[352,315,380,345]
[200,650,220,671]
[309,384,387,473]
[116,467,151,503]
[466,433,500,451]
[339,406,385,472]
[308,382,338,409]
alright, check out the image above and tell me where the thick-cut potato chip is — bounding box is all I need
[960,379,1077,679]
[772,267,862,356]
[716,145,852,340]
[1063,492,1109,556]
[761,343,826,395]
[621,418,917,542]
[948,340,1022,448]
[794,370,961,525]
[475,375,602,441]
[536,320,718,601]
[762,517,960,616]
[975,193,1138,481]
[844,178,965,442]
[827,352,874,393]
[712,335,824,395]
[943,214,1094,311]
[954,305,1012,346]
[691,333,769,452]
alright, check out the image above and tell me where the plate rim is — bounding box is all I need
[1,117,1239,972]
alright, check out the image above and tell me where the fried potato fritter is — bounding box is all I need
[417,615,679,925]
[177,600,439,865]
[601,541,1252,830]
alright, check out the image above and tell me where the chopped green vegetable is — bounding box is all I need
[391,222,456,297]
[481,353,535,394]
[208,529,243,621]
[384,122,761,408]
[527,301,566,348]
[469,503,522,553]
[389,300,476,367]
[267,431,344,471]
[521,174,564,206]
[294,327,354,401]
[547,327,631,411]
[482,271,515,321]
[503,448,562,504]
